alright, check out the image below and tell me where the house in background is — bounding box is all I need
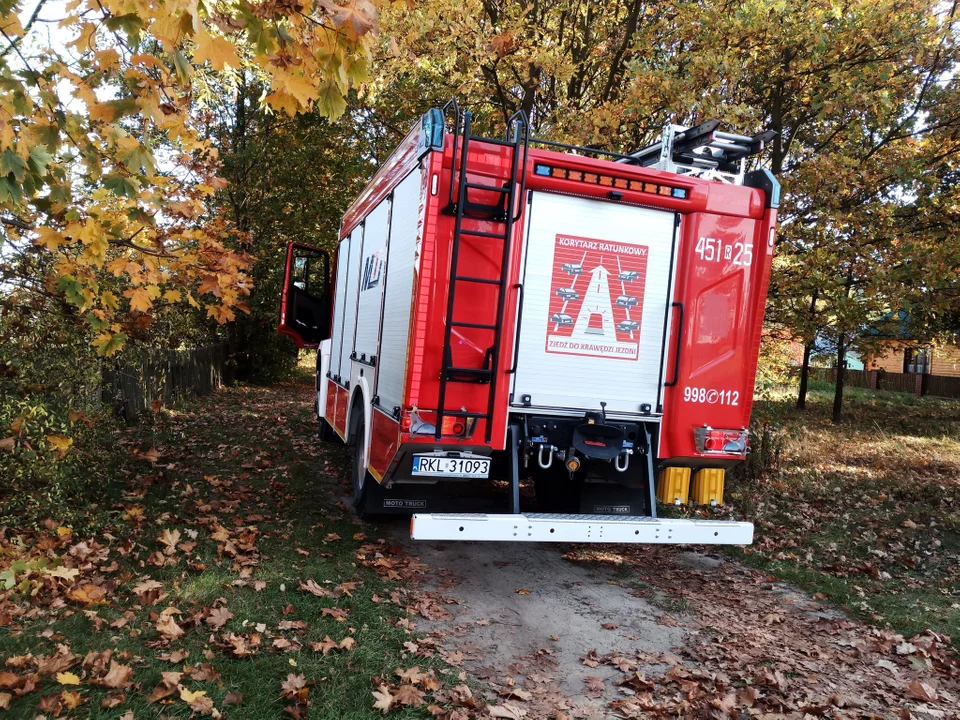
[864,341,960,378]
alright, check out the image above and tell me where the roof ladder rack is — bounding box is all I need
[618,120,776,185]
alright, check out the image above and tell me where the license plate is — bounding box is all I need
[412,455,490,478]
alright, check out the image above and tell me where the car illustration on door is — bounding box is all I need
[618,270,639,282]
[561,262,583,275]
[617,319,640,332]
[615,295,639,308]
[550,312,574,326]
[556,287,580,300]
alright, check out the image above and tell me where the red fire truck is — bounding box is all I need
[278,102,779,544]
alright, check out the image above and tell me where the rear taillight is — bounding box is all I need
[693,426,748,456]
[401,409,474,438]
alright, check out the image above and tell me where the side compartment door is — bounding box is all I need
[278,242,331,349]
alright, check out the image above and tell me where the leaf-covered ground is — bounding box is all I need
[2,374,959,719]
[731,383,960,645]
[0,376,471,719]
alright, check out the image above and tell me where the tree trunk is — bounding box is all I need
[796,341,813,409]
[796,290,819,409]
[832,337,846,423]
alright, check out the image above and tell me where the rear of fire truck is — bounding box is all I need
[279,104,779,545]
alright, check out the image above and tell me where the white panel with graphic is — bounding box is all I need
[353,199,390,361]
[511,192,676,415]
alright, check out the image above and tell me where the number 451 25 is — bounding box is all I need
[695,237,753,266]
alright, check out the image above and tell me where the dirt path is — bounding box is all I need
[394,525,960,718]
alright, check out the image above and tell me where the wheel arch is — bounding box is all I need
[345,375,373,469]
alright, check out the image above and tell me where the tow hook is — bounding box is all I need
[537,444,558,469]
[615,448,633,472]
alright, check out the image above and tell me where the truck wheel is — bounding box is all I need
[350,411,375,518]
[314,396,334,441]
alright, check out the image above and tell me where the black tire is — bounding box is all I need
[318,416,333,441]
[350,410,373,517]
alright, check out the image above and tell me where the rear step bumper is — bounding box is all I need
[410,513,753,544]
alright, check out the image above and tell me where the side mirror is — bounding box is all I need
[278,242,331,349]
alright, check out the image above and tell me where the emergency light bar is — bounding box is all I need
[533,163,689,199]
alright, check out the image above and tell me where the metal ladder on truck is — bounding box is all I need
[435,103,528,446]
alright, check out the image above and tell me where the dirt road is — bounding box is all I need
[395,528,960,718]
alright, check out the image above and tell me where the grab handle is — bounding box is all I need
[664,301,684,387]
[507,283,524,374]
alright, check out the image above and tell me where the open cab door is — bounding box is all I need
[278,242,331,349]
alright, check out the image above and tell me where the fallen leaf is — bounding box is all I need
[393,685,425,707]
[905,679,938,702]
[56,671,81,685]
[372,684,393,713]
[299,579,332,597]
[66,584,107,605]
[488,703,527,719]
[206,607,234,629]
[583,676,605,698]
[97,661,134,689]
[158,528,181,554]
[600,622,618,630]
[156,613,185,640]
[61,690,83,709]
[516,589,531,595]
[280,673,307,700]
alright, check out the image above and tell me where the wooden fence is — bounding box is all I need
[925,374,960,399]
[101,345,227,422]
[808,367,959,399]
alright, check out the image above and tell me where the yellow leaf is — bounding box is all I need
[56,526,72,536]
[278,70,320,107]
[34,227,69,251]
[124,286,153,312]
[194,28,241,71]
[263,90,299,117]
[179,687,207,703]
[163,289,182,303]
[47,434,73,456]
[61,690,83,709]
[57,672,81,686]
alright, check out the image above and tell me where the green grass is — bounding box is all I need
[723,381,960,645]
[0,371,449,719]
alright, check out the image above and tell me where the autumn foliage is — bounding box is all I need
[1,0,382,356]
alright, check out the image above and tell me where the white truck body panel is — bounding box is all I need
[375,168,423,414]
[329,232,352,379]
[354,199,391,361]
[339,225,364,375]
